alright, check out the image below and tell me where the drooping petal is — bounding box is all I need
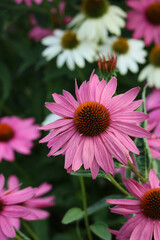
[149,169,160,189]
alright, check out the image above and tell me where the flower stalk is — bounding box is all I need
[127,159,146,183]
[79,176,93,240]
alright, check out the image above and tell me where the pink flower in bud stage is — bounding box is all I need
[40,71,150,179]
[0,116,40,162]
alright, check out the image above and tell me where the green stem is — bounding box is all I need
[127,159,146,183]
[22,221,39,240]
[76,221,83,240]
[105,174,130,196]
[142,84,153,173]
[15,229,31,240]
[16,235,23,240]
[79,176,93,240]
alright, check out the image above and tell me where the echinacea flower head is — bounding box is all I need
[68,0,126,42]
[15,0,42,6]
[126,0,160,46]
[139,45,160,88]
[40,72,150,179]
[107,169,160,240]
[99,37,147,75]
[41,29,97,70]
[0,116,40,162]
[0,174,34,239]
[7,176,55,221]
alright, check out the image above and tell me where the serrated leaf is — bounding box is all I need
[62,207,84,224]
[90,222,111,240]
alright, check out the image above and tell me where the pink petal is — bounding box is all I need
[35,182,52,197]
[111,121,150,138]
[0,175,5,192]
[2,187,34,205]
[154,221,160,240]
[100,77,117,105]
[130,217,148,240]
[124,179,146,199]
[45,102,73,118]
[71,138,84,171]
[64,132,81,169]
[107,199,140,205]
[149,169,159,188]
[62,90,78,109]
[94,136,114,175]
[0,216,16,238]
[7,175,19,190]
[23,208,49,220]
[3,205,29,217]
[107,87,140,113]
[52,93,77,111]
[82,137,94,169]
[90,158,99,179]
[25,196,55,208]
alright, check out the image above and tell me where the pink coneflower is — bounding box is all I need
[0,174,34,239]
[7,176,55,221]
[0,116,40,162]
[107,169,160,240]
[146,89,160,159]
[29,2,72,42]
[40,71,150,179]
[126,0,160,45]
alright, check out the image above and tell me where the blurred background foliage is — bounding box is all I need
[0,0,150,239]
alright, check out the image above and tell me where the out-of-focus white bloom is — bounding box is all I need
[41,29,97,71]
[42,113,62,126]
[68,0,126,42]
[139,45,160,88]
[99,37,147,75]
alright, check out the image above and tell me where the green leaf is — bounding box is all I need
[71,170,109,179]
[87,194,124,216]
[90,222,111,240]
[62,207,84,224]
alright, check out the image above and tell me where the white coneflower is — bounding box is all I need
[99,37,147,75]
[139,45,160,88]
[68,0,126,42]
[41,29,97,71]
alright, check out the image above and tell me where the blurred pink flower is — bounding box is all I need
[29,2,72,42]
[146,89,160,159]
[0,116,40,162]
[15,0,43,6]
[107,169,160,240]
[0,174,34,239]
[40,71,150,179]
[7,176,55,221]
[126,0,160,46]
